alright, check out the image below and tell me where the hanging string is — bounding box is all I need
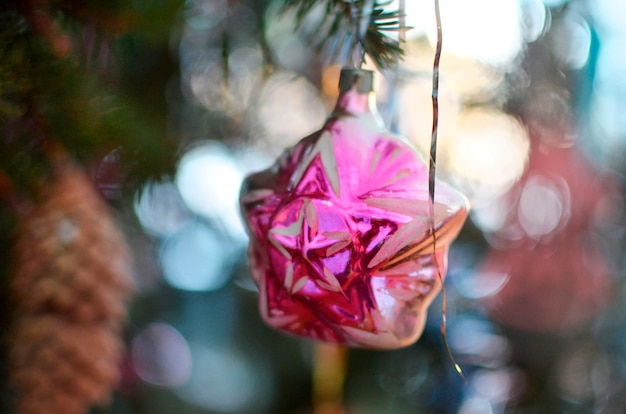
[428,0,465,380]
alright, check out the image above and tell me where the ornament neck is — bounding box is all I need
[334,68,377,115]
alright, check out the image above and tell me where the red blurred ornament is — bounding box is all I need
[480,135,617,333]
[240,69,468,348]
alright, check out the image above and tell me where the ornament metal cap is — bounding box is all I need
[339,68,374,93]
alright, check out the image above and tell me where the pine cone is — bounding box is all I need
[8,161,133,414]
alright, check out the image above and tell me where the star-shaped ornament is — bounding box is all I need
[240,69,468,349]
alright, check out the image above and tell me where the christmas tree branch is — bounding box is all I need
[0,3,178,197]
[282,0,404,69]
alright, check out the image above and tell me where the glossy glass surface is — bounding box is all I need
[240,70,468,348]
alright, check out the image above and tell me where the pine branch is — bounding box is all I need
[282,0,404,70]
[0,3,179,198]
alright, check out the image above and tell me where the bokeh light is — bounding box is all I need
[589,0,626,33]
[180,0,263,118]
[394,71,460,155]
[375,348,433,399]
[542,0,568,7]
[256,71,327,148]
[183,0,227,31]
[264,2,313,72]
[458,396,493,414]
[553,344,617,406]
[175,141,246,239]
[453,269,510,300]
[449,317,511,368]
[550,12,591,70]
[459,367,524,414]
[176,344,274,413]
[131,323,192,388]
[160,221,233,291]
[387,0,523,66]
[519,0,550,42]
[517,174,571,239]
[472,368,522,404]
[134,181,191,238]
[443,108,530,205]
[587,32,626,162]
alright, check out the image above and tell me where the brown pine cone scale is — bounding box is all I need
[8,161,133,414]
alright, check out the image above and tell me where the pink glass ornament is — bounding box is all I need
[240,69,468,349]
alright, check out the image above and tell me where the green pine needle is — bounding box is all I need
[282,0,404,70]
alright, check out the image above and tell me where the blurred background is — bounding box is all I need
[1,0,625,413]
